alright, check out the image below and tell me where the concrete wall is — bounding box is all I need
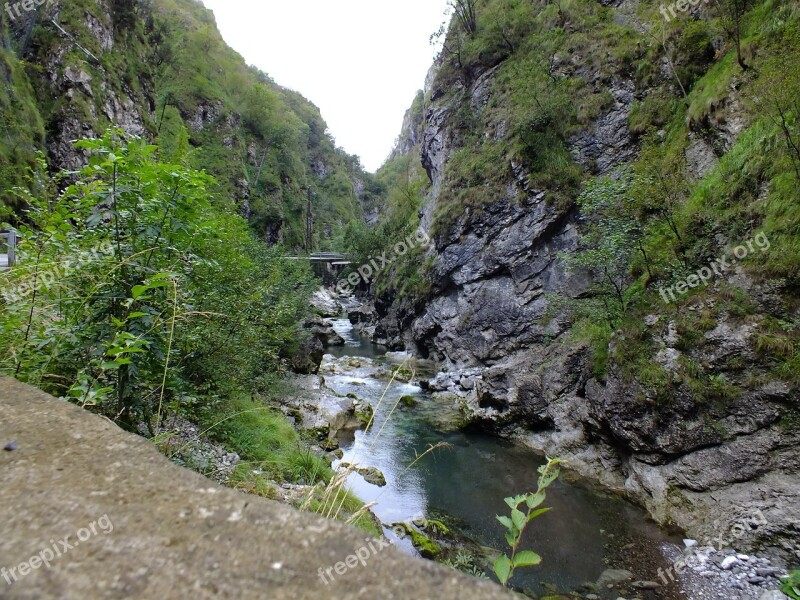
[0,377,511,600]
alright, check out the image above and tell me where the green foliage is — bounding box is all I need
[442,550,489,580]
[395,522,443,558]
[673,20,716,89]
[781,571,800,599]
[151,0,368,250]
[493,458,560,587]
[342,152,430,296]
[0,132,315,430]
[0,49,45,220]
[198,394,331,485]
[628,92,678,135]
[566,170,643,327]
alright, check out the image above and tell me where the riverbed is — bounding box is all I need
[323,316,687,599]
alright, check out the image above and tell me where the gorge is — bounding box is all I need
[0,0,799,599]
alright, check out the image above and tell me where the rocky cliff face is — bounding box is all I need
[361,1,800,563]
[1,0,369,249]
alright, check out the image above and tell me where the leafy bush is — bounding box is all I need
[782,570,800,599]
[0,131,315,431]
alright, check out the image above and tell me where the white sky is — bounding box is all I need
[200,0,450,172]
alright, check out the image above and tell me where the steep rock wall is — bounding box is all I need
[365,1,800,563]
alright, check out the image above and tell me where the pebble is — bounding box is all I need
[721,556,739,570]
[3,440,17,451]
[662,543,788,600]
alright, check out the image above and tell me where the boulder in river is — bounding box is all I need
[310,287,343,318]
[341,464,386,487]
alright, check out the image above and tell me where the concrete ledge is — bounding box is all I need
[0,377,510,599]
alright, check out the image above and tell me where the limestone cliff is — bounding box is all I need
[362,0,800,562]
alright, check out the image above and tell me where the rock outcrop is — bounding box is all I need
[362,2,800,564]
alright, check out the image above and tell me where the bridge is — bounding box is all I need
[0,230,16,271]
[284,253,351,284]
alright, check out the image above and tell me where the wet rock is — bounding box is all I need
[304,315,345,347]
[391,522,442,559]
[631,580,661,589]
[355,466,386,487]
[399,395,418,408]
[596,569,633,587]
[310,288,342,318]
[286,334,324,374]
[280,374,365,442]
[340,463,382,485]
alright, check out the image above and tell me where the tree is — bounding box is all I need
[712,0,753,71]
[750,46,800,180]
[567,171,643,327]
[631,143,689,252]
[451,0,477,36]
[430,0,478,82]
[483,0,538,56]
[0,131,315,430]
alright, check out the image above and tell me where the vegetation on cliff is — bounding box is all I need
[0,0,374,250]
[0,131,314,425]
[368,0,800,429]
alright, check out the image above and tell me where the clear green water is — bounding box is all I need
[325,318,684,599]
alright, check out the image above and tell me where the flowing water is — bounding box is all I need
[324,317,685,599]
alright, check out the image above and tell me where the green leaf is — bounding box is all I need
[496,515,513,529]
[527,507,552,522]
[511,509,526,531]
[525,492,545,509]
[512,550,542,568]
[537,467,560,490]
[505,531,516,547]
[504,496,518,509]
[493,555,511,585]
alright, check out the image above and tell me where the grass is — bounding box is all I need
[191,392,383,536]
[199,393,332,485]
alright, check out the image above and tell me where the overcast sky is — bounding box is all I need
[200,0,450,172]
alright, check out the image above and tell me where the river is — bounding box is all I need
[322,316,687,599]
